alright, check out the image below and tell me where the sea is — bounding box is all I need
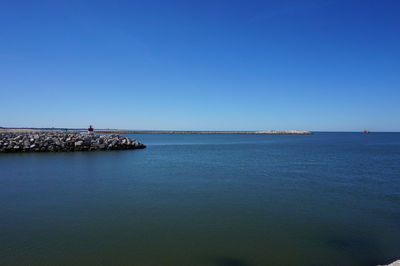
[0,132,399,266]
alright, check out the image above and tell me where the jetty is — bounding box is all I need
[0,131,145,153]
[94,130,312,135]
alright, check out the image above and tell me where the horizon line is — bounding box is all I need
[1,127,399,133]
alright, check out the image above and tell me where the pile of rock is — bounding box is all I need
[0,131,145,153]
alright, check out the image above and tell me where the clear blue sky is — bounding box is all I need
[1,0,399,131]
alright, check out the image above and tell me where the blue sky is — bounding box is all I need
[0,0,399,131]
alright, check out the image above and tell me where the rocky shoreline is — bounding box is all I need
[0,132,145,153]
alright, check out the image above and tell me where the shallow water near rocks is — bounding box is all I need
[1,132,399,265]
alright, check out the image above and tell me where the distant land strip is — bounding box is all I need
[0,128,312,135]
[95,130,312,135]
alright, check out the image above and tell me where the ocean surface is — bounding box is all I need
[0,132,399,266]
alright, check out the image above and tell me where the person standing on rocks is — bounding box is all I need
[88,125,94,135]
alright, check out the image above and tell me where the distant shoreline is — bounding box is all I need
[0,128,311,135]
[95,130,312,135]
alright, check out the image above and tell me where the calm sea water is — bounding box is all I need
[0,133,399,266]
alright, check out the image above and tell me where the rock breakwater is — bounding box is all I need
[0,132,145,153]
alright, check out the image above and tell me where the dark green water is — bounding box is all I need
[1,133,399,266]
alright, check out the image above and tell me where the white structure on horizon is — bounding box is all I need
[87,125,94,135]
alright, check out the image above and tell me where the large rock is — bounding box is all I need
[74,141,83,146]
[379,260,400,266]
